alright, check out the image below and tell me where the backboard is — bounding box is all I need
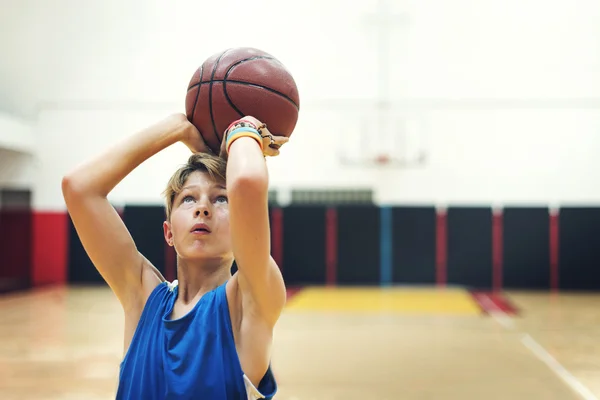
[333,104,429,169]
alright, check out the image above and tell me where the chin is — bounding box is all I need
[179,248,230,262]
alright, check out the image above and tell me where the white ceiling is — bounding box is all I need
[3,0,600,121]
[0,0,171,118]
[0,0,377,119]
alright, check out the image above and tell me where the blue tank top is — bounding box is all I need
[116,280,277,400]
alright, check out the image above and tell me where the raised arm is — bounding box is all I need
[225,118,288,326]
[61,113,205,310]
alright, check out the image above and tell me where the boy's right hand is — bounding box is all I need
[178,115,211,154]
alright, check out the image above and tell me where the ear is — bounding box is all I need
[163,220,174,246]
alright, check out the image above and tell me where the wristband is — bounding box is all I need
[226,127,263,154]
[225,118,257,134]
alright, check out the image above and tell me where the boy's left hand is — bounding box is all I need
[219,116,289,159]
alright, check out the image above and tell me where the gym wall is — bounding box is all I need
[63,202,600,291]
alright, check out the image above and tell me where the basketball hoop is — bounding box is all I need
[374,154,390,165]
[337,151,427,169]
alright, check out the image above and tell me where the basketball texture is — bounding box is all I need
[185,47,300,154]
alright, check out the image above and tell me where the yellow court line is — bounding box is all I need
[286,287,482,315]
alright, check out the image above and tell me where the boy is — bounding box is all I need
[62,113,288,399]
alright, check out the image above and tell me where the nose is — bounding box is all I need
[195,209,209,217]
[195,199,211,218]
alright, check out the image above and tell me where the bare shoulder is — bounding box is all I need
[140,256,167,300]
[225,260,286,386]
[121,257,165,355]
[226,258,286,328]
[121,255,166,313]
[225,275,243,331]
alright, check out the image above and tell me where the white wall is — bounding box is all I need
[0,149,35,189]
[0,113,34,189]
[0,113,34,154]
[4,0,599,209]
[0,0,379,116]
[35,103,600,209]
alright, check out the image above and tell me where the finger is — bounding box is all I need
[240,116,261,128]
[273,137,289,145]
[259,127,272,138]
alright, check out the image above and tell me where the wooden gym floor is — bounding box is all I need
[1,284,600,399]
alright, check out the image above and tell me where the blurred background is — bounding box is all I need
[2,0,600,399]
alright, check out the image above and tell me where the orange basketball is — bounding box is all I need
[185,47,300,154]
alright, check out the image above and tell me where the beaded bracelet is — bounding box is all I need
[225,126,263,154]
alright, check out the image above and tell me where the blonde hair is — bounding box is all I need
[163,153,227,221]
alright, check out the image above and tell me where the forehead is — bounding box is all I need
[181,170,225,191]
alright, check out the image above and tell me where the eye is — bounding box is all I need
[182,195,195,204]
[216,195,228,204]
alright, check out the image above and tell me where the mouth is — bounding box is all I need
[191,223,211,234]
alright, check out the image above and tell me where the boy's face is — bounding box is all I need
[163,170,232,263]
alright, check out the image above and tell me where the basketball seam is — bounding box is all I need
[224,81,299,110]
[187,55,273,91]
[208,49,231,147]
[222,86,244,119]
[221,56,272,118]
[190,64,204,129]
[190,80,299,111]
[187,55,299,110]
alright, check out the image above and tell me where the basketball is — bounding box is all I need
[185,47,300,154]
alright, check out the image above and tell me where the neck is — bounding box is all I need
[175,257,233,304]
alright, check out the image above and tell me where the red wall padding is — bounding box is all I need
[32,212,68,286]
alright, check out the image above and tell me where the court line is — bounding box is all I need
[477,293,515,330]
[521,334,599,400]
[480,293,598,400]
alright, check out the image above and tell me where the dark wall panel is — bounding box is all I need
[559,207,600,290]
[0,210,32,291]
[0,189,32,292]
[123,205,166,276]
[337,205,380,285]
[68,216,103,284]
[282,206,326,285]
[503,207,549,289]
[68,206,132,285]
[63,201,600,292]
[391,206,436,284]
[447,207,492,290]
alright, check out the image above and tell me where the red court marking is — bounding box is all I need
[492,209,503,292]
[471,291,519,315]
[549,210,559,292]
[325,208,337,286]
[270,208,284,270]
[32,211,68,286]
[436,209,447,287]
[286,287,303,301]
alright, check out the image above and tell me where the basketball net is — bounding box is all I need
[375,153,390,166]
[353,151,426,169]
